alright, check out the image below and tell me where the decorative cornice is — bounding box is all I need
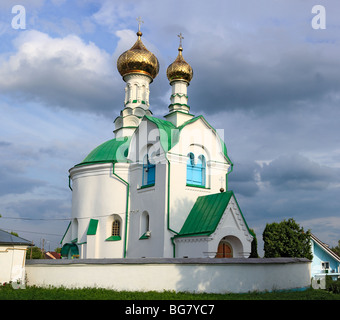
[171,93,188,99]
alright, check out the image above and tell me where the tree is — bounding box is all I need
[263,218,313,260]
[249,228,259,258]
[331,240,340,257]
[26,246,44,259]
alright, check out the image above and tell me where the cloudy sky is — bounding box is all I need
[0,0,339,255]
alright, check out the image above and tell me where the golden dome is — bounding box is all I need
[117,31,159,80]
[166,46,193,83]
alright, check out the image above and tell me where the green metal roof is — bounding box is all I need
[76,137,130,166]
[175,191,254,238]
[176,192,233,237]
[145,115,231,163]
[144,115,176,152]
[74,115,231,167]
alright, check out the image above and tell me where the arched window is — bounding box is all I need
[71,218,78,243]
[140,211,150,239]
[112,220,120,237]
[105,215,122,241]
[142,84,146,103]
[133,84,138,101]
[186,153,206,187]
[127,84,131,103]
[105,214,122,241]
[142,154,155,186]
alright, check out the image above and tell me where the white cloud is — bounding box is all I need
[0,30,121,115]
[92,1,135,33]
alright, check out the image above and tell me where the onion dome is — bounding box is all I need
[117,31,159,80]
[76,137,130,166]
[166,45,193,83]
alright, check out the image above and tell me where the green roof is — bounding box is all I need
[145,115,231,163]
[175,191,253,238]
[74,115,231,167]
[76,137,130,166]
[176,192,233,237]
[144,115,176,153]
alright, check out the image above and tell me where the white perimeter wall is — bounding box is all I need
[26,258,311,294]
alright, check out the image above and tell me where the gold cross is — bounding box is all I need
[136,16,144,32]
[178,32,184,47]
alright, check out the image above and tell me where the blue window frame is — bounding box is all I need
[186,153,206,186]
[142,154,155,186]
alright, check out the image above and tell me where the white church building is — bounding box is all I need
[60,25,254,259]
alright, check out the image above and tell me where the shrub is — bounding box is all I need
[326,276,340,294]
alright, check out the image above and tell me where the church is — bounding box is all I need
[60,22,254,259]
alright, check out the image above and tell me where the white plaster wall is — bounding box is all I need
[25,258,311,294]
[167,118,231,234]
[0,245,27,283]
[67,163,129,259]
[127,158,168,257]
[175,237,211,258]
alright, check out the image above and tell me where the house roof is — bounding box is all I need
[174,191,253,238]
[311,233,340,263]
[45,251,61,259]
[0,229,33,246]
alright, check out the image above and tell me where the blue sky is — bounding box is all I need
[0,0,339,255]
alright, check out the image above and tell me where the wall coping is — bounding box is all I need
[26,257,310,266]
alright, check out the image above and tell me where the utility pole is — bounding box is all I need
[41,238,45,259]
[30,240,33,259]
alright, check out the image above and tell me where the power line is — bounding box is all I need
[0,216,71,221]
[2,228,63,237]
[0,210,140,221]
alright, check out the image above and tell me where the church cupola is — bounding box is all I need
[166,34,193,84]
[165,33,194,127]
[117,27,159,82]
[114,18,159,138]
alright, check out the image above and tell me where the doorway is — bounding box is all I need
[215,240,233,258]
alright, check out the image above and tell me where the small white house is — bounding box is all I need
[0,229,32,284]
[61,27,254,259]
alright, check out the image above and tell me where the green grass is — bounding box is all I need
[1,285,340,300]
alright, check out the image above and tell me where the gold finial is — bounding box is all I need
[136,16,144,37]
[177,32,184,51]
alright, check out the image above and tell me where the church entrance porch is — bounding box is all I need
[214,235,245,258]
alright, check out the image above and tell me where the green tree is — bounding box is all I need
[249,228,259,258]
[26,246,44,259]
[331,240,340,257]
[263,218,313,260]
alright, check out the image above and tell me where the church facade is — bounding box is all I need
[60,25,254,259]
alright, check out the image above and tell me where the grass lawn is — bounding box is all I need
[1,285,340,300]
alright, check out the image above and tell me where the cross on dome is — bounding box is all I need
[136,16,144,32]
[178,32,184,48]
